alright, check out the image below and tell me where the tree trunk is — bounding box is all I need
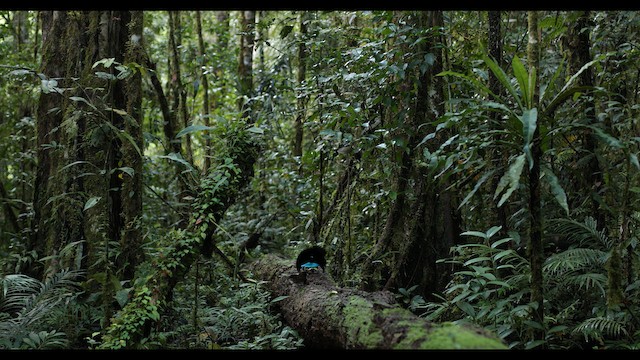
[31,11,69,278]
[119,11,145,280]
[168,11,193,165]
[196,10,212,172]
[488,10,510,237]
[12,11,29,51]
[527,10,545,344]
[238,10,255,119]
[293,11,308,162]
[383,11,459,297]
[99,127,259,349]
[249,254,506,349]
[33,11,143,296]
[565,11,604,227]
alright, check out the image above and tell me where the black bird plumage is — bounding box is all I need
[296,246,326,272]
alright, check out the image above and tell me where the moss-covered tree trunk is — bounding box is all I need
[99,127,259,349]
[293,10,308,162]
[120,11,145,280]
[238,10,255,119]
[195,10,211,173]
[32,11,143,287]
[250,254,506,349]
[527,10,545,344]
[563,11,604,227]
[488,10,510,237]
[31,11,74,279]
[168,11,193,165]
[362,11,460,298]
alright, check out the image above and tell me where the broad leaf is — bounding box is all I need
[83,197,101,211]
[160,152,196,173]
[494,154,526,207]
[512,56,529,108]
[520,108,537,169]
[176,124,215,138]
[483,54,523,109]
[69,96,98,111]
[542,166,569,215]
[458,169,494,209]
[591,126,623,149]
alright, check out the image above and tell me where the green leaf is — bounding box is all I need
[631,153,640,170]
[59,160,92,172]
[542,166,569,215]
[94,71,116,81]
[543,85,592,116]
[9,69,31,76]
[115,289,130,307]
[270,295,289,304]
[456,301,476,317]
[40,79,59,94]
[491,238,513,249]
[483,54,523,109]
[558,59,599,96]
[463,257,492,266]
[524,340,546,350]
[246,126,264,134]
[520,108,537,169]
[103,121,142,157]
[106,107,129,116]
[159,152,196,173]
[485,226,502,239]
[437,70,494,100]
[280,25,294,38]
[512,56,529,108]
[461,231,488,239]
[487,280,511,288]
[69,96,98,110]
[493,250,517,262]
[494,154,526,207]
[176,124,215,138]
[111,166,134,178]
[458,169,493,209]
[93,57,116,69]
[84,196,101,211]
[591,126,623,149]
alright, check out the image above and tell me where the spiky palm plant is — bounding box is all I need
[0,269,83,349]
[545,217,638,349]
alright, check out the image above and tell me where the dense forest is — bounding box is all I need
[0,10,639,350]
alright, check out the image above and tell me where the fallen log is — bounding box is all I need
[251,254,507,350]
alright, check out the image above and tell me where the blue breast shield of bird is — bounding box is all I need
[296,246,327,273]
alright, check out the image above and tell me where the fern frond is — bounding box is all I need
[1,274,42,313]
[0,269,82,349]
[549,217,611,249]
[544,248,607,276]
[573,316,628,341]
[565,273,607,296]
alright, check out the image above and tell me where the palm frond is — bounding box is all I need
[0,269,83,349]
[573,316,629,341]
[549,217,612,250]
[565,273,607,296]
[1,274,42,313]
[544,248,607,276]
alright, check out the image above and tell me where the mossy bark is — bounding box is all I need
[251,254,506,349]
[33,11,143,285]
[100,129,259,348]
[120,11,145,280]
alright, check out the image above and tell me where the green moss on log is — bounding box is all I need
[343,296,384,348]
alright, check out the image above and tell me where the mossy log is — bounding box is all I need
[251,254,507,350]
